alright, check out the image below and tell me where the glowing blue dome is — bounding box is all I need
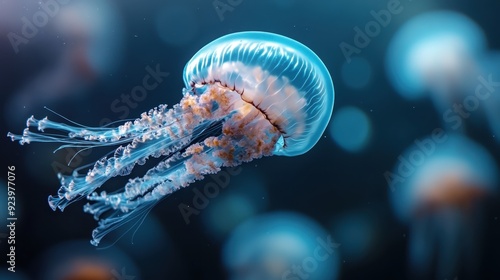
[184,31,335,156]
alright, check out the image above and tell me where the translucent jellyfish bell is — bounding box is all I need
[7,31,334,246]
[184,31,335,156]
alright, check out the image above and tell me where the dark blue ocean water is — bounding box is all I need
[1,1,499,279]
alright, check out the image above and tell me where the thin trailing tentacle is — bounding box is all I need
[8,104,171,145]
[8,83,282,246]
[50,119,224,211]
[8,102,207,210]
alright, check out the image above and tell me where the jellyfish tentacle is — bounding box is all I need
[88,198,161,247]
[80,86,280,246]
[47,133,191,211]
[46,102,224,211]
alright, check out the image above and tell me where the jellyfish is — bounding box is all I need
[4,0,125,129]
[222,211,340,280]
[36,240,140,280]
[386,11,486,102]
[7,31,335,246]
[385,11,498,134]
[389,134,498,279]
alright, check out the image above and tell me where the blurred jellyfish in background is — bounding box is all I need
[53,0,125,78]
[385,11,500,137]
[36,240,140,280]
[386,11,486,101]
[223,211,340,280]
[201,169,269,241]
[389,134,498,279]
[329,106,372,153]
[4,0,125,127]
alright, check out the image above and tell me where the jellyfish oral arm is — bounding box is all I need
[8,83,280,245]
